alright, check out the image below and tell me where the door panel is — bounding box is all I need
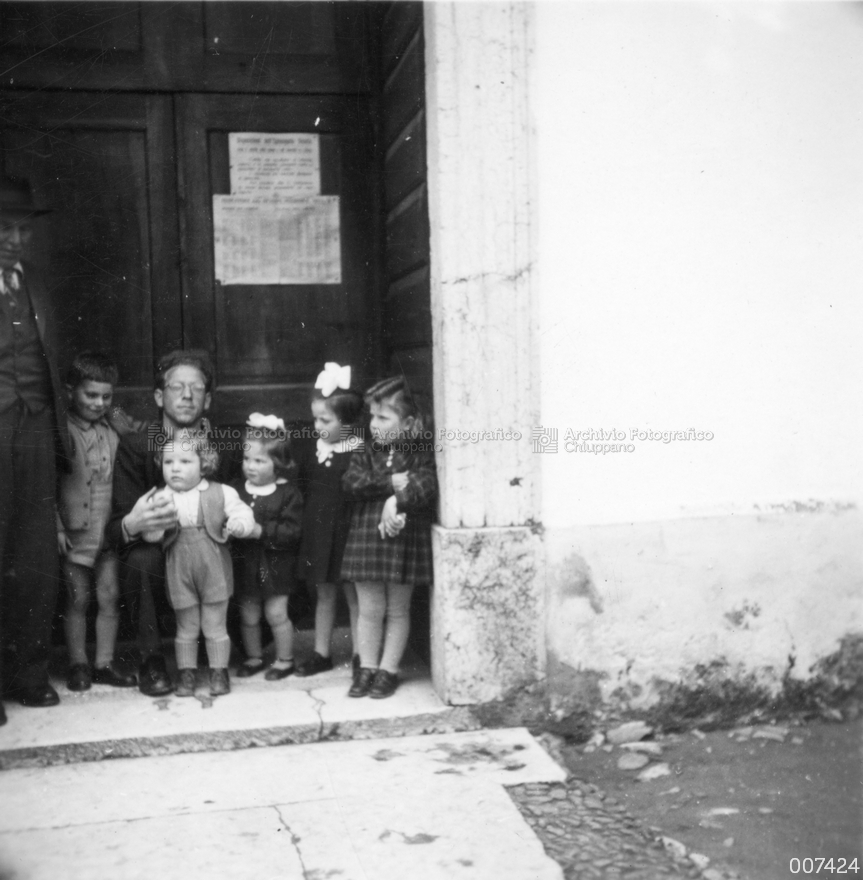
[176,94,380,424]
[0,3,372,95]
[0,91,180,414]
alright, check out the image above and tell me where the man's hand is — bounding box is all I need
[391,472,409,492]
[123,487,178,540]
[57,530,71,556]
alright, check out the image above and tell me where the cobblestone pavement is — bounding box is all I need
[510,778,703,880]
[508,735,743,880]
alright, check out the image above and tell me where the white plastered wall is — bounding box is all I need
[535,2,863,703]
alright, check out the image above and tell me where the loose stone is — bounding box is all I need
[607,721,653,745]
[618,752,650,770]
[637,762,672,781]
[753,728,786,742]
[619,741,663,756]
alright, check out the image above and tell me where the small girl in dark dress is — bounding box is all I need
[232,416,303,681]
[340,376,437,699]
[295,363,363,678]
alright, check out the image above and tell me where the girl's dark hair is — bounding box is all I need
[244,427,296,480]
[157,435,220,478]
[66,351,119,388]
[311,387,364,426]
[365,376,427,438]
[154,349,215,392]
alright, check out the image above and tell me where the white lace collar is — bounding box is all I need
[244,477,287,497]
[316,437,358,464]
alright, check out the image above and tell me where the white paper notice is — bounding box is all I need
[213,195,341,285]
[229,133,320,195]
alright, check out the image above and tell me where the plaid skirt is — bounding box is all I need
[340,499,434,586]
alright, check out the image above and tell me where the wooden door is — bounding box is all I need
[0,89,180,411]
[176,94,381,424]
[2,89,381,420]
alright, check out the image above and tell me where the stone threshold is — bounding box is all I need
[0,630,481,770]
[0,706,481,771]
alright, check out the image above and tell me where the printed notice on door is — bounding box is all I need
[213,195,341,285]
[229,133,320,195]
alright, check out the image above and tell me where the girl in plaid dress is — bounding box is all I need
[340,377,437,699]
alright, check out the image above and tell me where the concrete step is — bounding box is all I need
[0,629,480,770]
[0,727,567,880]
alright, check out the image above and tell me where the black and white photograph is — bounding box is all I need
[0,2,860,878]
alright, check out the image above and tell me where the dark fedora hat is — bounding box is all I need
[0,175,53,219]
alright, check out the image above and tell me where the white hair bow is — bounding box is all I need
[315,362,352,398]
[247,412,286,432]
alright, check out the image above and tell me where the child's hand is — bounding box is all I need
[57,530,71,556]
[379,495,407,538]
[391,472,409,492]
[226,516,254,538]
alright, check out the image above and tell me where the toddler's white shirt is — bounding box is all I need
[168,479,254,532]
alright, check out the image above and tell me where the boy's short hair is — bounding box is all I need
[65,351,119,388]
[154,349,215,392]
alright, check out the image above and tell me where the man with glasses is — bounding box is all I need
[0,175,71,725]
[106,350,233,696]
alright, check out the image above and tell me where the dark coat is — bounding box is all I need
[232,479,303,601]
[294,436,356,587]
[20,260,72,467]
[340,444,437,586]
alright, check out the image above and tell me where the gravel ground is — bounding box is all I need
[510,720,861,880]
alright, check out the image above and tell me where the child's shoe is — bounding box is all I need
[209,668,231,696]
[92,663,137,688]
[348,667,376,698]
[264,660,295,681]
[295,653,333,677]
[369,669,399,699]
[67,663,92,692]
[175,668,197,697]
[235,658,266,678]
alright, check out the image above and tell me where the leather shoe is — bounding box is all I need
[139,654,174,696]
[209,667,230,696]
[67,663,92,692]
[11,683,60,707]
[92,663,138,688]
[348,667,376,698]
[175,668,197,697]
[235,659,265,678]
[369,669,399,699]
[295,652,333,678]
[264,662,295,681]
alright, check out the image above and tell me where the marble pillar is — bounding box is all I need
[424,3,544,704]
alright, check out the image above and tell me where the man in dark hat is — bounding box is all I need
[0,174,71,725]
